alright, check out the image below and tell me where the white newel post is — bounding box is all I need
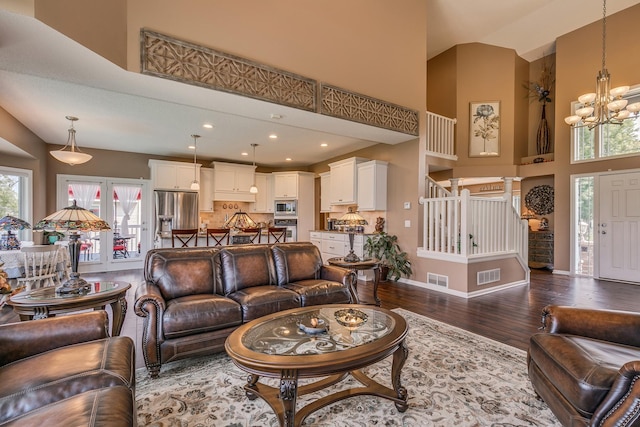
[450,178,460,196]
[460,189,470,256]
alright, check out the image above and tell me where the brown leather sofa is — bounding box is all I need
[528,305,640,426]
[135,242,356,378]
[0,311,136,426]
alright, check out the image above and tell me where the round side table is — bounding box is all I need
[327,257,381,306]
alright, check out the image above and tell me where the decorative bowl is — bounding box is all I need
[334,308,368,328]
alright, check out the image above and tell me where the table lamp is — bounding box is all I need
[335,208,368,262]
[223,211,256,230]
[0,215,31,250]
[35,200,111,294]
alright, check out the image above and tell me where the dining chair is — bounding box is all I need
[241,228,262,244]
[171,229,199,248]
[17,245,61,291]
[113,237,129,258]
[267,227,287,243]
[206,228,230,246]
[54,241,72,283]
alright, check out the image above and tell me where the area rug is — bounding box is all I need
[135,308,560,426]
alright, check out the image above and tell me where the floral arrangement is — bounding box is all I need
[525,58,554,105]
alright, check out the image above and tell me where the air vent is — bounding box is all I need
[427,272,448,287]
[477,268,501,285]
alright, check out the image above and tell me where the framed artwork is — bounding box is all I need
[469,101,500,157]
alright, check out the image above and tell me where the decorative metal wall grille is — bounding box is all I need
[140,30,419,136]
[141,30,316,111]
[321,85,419,136]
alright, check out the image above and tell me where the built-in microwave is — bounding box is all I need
[274,200,297,216]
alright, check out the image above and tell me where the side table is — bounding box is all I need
[327,257,381,306]
[7,281,130,336]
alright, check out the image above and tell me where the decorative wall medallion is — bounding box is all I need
[141,30,317,111]
[525,185,554,215]
[321,84,419,136]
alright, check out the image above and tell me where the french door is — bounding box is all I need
[56,175,152,273]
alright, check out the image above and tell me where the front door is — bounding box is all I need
[599,171,640,282]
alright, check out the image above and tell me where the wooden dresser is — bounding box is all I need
[529,230,554,270]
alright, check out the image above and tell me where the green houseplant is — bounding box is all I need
[364,232,412,282]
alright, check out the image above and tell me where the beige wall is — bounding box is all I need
[552,3,640,271]
[35,0,127,68]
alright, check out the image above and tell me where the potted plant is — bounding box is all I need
[364,232,412,282]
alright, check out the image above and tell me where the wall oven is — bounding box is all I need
[274,200,297,217]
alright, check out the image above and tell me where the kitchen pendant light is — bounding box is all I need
[249,143,259,194]
[50,116,93,165]
[190,134,200,191]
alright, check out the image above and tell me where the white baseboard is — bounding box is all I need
[395,277,528,299]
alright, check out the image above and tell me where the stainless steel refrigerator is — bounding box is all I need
[154,190,199,238]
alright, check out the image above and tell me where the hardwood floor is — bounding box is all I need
[2,268,640,366]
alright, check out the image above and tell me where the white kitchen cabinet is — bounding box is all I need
[211,162,256,202]
[149,159,200,190]
[273,173,298,199]
[199,167,214,212]
[320,172,331,212]
[357,160,388,211]
[250,173,274,213]
[310,231,323,257]
[328,157,367,205]
[317,232,370,277]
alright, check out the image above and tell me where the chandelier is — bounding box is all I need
[190,134,200,191]
[564,0,640,130]
[50,116,93,165]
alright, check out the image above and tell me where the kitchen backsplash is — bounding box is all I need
[199,202,274,229]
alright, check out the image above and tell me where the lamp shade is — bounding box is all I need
[0,215,31,231]
[335,208,368,228]
[35,200,111,232]
[223,211,256,229]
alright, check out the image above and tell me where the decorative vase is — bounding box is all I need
[536,103,551,155]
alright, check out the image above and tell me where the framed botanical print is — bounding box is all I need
[469,101,500,157]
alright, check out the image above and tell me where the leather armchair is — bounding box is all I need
[528,305,640,426]
[0,311,135,426]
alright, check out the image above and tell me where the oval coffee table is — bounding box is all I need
[225,304,408,427]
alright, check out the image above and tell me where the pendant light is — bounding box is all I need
[50,116,93,165]
[564,0,640,129]
[249,143,259,194]
[190,134,200,191]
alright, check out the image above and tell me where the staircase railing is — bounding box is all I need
[425,176,451,199]
[426,111,457,160]
[419,189,528,264]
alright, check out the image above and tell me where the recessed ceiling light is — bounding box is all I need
[270,114,283,120]
[269,134,278,139]
[320,143,328,147]
[202,123,213,129]
[241,152,248,156]
[285,157,292,161]
[188,145,195,149]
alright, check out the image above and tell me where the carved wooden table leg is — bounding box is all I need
[245,374,260,400]
[392,339,409,412]
[109,295,127,336]
[280,369,298,427]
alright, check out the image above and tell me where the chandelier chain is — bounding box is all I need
[601,0,607,71]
